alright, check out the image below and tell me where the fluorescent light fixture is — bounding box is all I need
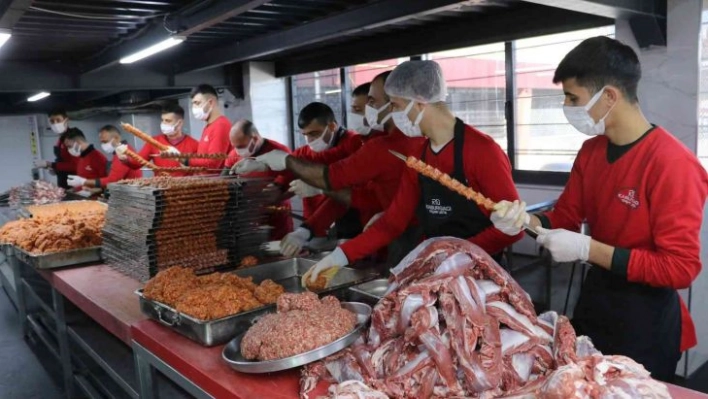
[0,30,11,49]
[27,92,50,102]
[324,89,342,95]
[119,36,185,64]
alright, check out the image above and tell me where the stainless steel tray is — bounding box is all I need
[349,278,389,301]
[222,302,371,373]
[13,246,102,269]
[135,258,377,346]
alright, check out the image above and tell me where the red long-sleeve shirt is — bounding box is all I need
[275,129,364,231]
[96,144,142,188]
[541,126,708,352]
[124,134,200,177]
[225,139,294,240]
[188,116,233,170]
[341,124,522,262]
[76,145,108,180]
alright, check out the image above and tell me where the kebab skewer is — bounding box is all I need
[158,152,228,160]
[388,150,537,237]
[120,122,170,152]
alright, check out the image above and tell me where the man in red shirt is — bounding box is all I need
[223,119,293,240]
[71,125,142,191]
[63,130,108,194]
[303,60,522,286]
[33,108,80,189]
[186,84,232,171]
[233,102,364,255]
[273,71,426,264]
[117,104,199,177]
[492,37,708,382]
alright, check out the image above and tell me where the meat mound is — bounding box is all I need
[176,284,261,320]
[254,279,285,304]
[241,293,357,361]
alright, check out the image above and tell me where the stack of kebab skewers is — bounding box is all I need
[119,123,228,175]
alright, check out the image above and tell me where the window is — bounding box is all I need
[698,9,708,169]
[344,58,403,118]
[291,69,342,149]
[513,26,615,172]
[429,44,507,151]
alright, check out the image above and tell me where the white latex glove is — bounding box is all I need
[76,189,92,198]
[363,212,383,231]
[280,227,311,257]
[355,125,372,136]
[67,175,87,188]
[33,159,50,168]
[491,200,530,236]
[231,158,268,175]
[254,150,289,171]
[302,247,349,286]
[289,180,322,198]
[115,144,129,161]
[162,146,180,155]
[536,227,591,263]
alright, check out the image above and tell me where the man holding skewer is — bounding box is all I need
[300,60,523,284]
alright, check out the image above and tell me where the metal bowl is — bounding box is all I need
[222,302,372,373]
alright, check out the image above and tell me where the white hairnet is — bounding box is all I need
[384,60,447,103]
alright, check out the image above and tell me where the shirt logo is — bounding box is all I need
[617,188,640,209]
[85,166,93,172]
[203,135,209,142]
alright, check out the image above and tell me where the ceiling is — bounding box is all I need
[0,0,665,114]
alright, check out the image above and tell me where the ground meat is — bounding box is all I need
[143,267,199,307]
[241,294,357,361]
[176,284,261,320]
[254,279,285,304]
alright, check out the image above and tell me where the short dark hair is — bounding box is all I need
[238,119,258,136]
[48,107,67,118]
[372,70,392,85]
[64,129,86,141]
[161,103,185,119]
[99,125,120,135]
[298,102,336,129]
[352,82,371,97]
[190,84,218,99]
[553,36,641,103]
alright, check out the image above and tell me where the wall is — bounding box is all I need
[0,116,36,191]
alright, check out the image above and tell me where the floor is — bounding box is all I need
[0,255,707,398]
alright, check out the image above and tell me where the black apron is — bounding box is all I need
[572,267,681,382]
[415,118,500,261]
[53,143,69,189]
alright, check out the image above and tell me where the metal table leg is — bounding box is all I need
[132,341,213,399]
[52,287,75,399]
[8,253,26,336]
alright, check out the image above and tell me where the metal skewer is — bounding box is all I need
[388,150,538,239]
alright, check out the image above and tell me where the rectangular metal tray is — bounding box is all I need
[13,246,102,269]
[349,278,390,301]
[136,258,379,346]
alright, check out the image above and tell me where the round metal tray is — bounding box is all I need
[222,302,372,373]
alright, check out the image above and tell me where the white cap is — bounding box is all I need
[384,60,447,104]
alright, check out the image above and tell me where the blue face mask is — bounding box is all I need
[391,100,424,137]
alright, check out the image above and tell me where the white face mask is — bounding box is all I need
[364,102,392,131]
[236,137,262,157]
[192,102,211,121]
[391,100,424,137]
[563,86,615,136]
[101,142,116,154]
[308,127,332,153]
[51,121,67,134]
[347,113,370,135]
[68,142,82,157]
[161,122,178,136]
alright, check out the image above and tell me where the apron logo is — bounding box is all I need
[426,198,452,217]
[617,188,640,209]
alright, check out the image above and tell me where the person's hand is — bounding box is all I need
[33,160,50,169]
[288,180,322,198]
[363,212,383,231]
[231,158,267,175]
[354,125,372,136]
[162,146,180,155]
[491,200,530,236]
[254,150,289,171]
[67,175,87,188]
[302,247,349,287]
[536,227,591,263]
[115,144,129,161]
[280,227,311,257]
[76,189,92,198]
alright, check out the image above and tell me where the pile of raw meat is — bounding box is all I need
[301,237,671,399]
[8,181,64,206]
[242,292,357,361]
